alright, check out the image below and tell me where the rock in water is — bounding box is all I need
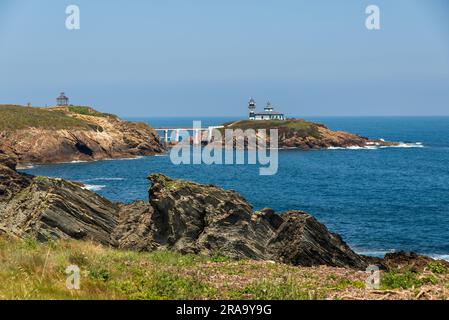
[1,156,368,269]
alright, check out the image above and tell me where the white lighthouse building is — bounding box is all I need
[248,98,285,120]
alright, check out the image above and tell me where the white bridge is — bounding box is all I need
[154,126,224,144]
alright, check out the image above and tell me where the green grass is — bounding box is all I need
[0,237,215,300]
[223,119,321,139]
[0,237,448,300]
[239,280,314,300]
[0,105,93,131]
[210,253,232,263]
[0,238,323,300]
[116,271,217,300]
[381,271,438,290]
[428,262,448,274]
[67,106,117,118]
[328,278,366,290]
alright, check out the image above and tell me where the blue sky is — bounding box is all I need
[1,0,449,117]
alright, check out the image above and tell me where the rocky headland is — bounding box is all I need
[216,119,398,150]
[0,105,165,167]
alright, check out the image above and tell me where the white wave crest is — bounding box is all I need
[355,249,395,257]
[328,142,423,150]
[380,142,424,149]
[18,164,35,169]
[327,146,377,150]
[430,254,449,262]
[82,184,106,191]
[103,156,143,161]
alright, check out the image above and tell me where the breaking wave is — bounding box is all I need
[382,142,424,148]
[18,164,34,169]
[82,184,106,192]
[103,156,143,161]
[328,142,423,150]
[430,254,449,262]
[355,249,395,258]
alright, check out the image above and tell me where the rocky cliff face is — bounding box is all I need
[0,153,119,243]
[0,105,165,166]
[0,155,368,269]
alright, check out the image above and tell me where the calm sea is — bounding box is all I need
[21,116,449,259]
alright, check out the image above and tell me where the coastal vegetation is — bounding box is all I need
[217,118,397,150]
[65,106,118,118]
[0,237,448,300]
[0,105,92,131]
[223,119,321,139]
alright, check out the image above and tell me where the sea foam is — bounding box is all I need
[103,156,144,161]
[430,254,449,262]
[82,184,106,192]
[328,142,423,150]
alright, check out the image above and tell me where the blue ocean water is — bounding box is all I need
[21,117,449,259]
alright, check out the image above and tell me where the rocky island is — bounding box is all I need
[218,119,398,150]
[0,105,165,167]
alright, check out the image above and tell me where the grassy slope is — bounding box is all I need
[0,105,93,131]
[65,106,118,119]
[223,119,322,139]
[0,237,448,300]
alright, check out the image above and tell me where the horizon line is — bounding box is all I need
[122,114,449,118]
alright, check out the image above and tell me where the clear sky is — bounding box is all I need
[1,0,449,117]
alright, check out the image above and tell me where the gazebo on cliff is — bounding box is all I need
[56,92,69,106]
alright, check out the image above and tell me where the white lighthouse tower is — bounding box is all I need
[248,98,256,120]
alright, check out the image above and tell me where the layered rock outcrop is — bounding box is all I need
[144,174,367,268]
[0,153,119,243]
[0,105,165,166]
